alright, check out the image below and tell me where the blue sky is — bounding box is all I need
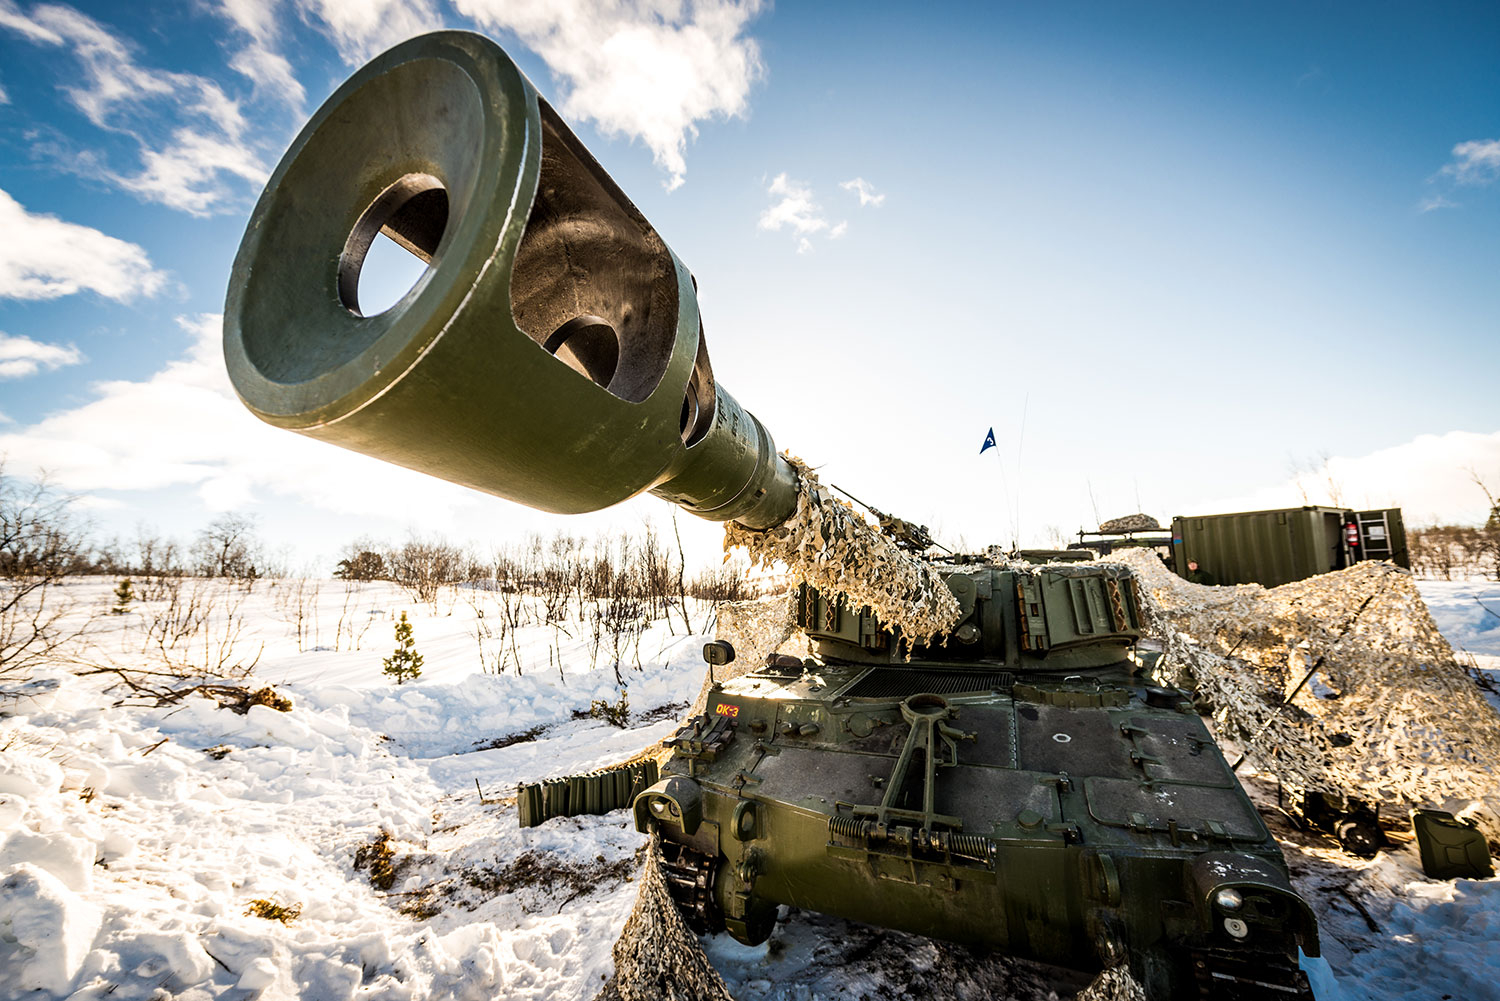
[1,0,1496,570]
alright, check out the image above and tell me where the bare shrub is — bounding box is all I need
[132,528,186,601]
[537,532,581,624]
[273,577,322,651]
[1410,524,1500,581]
[0,467,90,679]
[689,557,751,603]
[386,535,465,607]
[334,577,380,651]
[462,559,512,675]
[190,514,264,582]
[138,576,264,679]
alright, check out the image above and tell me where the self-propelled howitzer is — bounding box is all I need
[222,31,1318,1000]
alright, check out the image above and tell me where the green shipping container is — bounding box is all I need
[1170,507,1408,588]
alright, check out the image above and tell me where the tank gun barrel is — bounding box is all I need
[223,31,798,530]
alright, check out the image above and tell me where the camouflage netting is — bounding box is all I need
[1116,549,1500,840]
[595,832,735,1001]
[1097,513,1161,534]
[689,593,814,716]
[1075,966,1148,1001]
[722,456,962,645]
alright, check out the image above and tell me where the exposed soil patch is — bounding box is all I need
[632,701,689,725]
[462,848,641,913]
[472,724,548,751]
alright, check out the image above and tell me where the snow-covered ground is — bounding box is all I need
[1417,578,1500,669]
[1,575,1498,1001]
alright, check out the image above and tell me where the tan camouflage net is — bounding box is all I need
[722,456,962,645]
[689,593,813,716]
[1116,549,1500,840]
[1097,513,1162,534]
[1076,965,1148,1001]
[596,831,735,1001]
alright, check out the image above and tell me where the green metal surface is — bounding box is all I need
[224,31,795,529]
[1170,506,1409,587]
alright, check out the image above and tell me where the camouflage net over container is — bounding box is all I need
[1097,513,1161,534]
[1116,549,1500,839]
[723,456,962,644]
[596,831,734,1001]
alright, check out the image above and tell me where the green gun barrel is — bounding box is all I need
[223,31,796,530]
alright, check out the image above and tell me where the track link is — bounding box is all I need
[658,839,725,934]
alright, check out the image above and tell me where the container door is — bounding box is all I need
[1354,509,1408,568]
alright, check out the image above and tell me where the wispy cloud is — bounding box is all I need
[229,43,305,110]
[456,0,766,191]
[0,83,9,104]
[840,177,885,207]
[212,0,305,109]
[0,188,167,301]
[0,332,83,379]
[0,1,270,215]
[1418,193,1458,213]
[296,0,443,65]
[1295,65,1325,88]
[759,172,849,253]
[118,128,270,215]
[0,0,61,43]
[1438,138,1500,186]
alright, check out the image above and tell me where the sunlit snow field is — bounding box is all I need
[0,575,1498,1001]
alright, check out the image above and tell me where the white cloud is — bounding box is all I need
[0,188,167,301]
[0,0,61,44]
[118,128,271,215]
[1419,194,1458,212]
[455,0,766,191]
[229,43,306,109]
[759,172,848,252]
[759,172,827,234]
[294,0,443,65]
[840,176,885,207]
[1439,138,1500,186]
[0,83,9,104]
[1195,430,1500,527]
[12,3,177,127]
[0,314,484,520]
[0,2,269,215]
[0,332,83,378]
[215,0,306,109]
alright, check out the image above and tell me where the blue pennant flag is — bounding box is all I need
[979,427,997,454]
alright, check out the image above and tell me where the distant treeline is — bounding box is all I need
[1407,521,1500,581]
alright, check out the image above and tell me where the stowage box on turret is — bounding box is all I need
[223,31,1318,1000]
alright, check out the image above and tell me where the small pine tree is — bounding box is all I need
[111,578,135,615]
[382,611,424,685]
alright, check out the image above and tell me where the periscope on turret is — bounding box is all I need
[224,31,1320,1000]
